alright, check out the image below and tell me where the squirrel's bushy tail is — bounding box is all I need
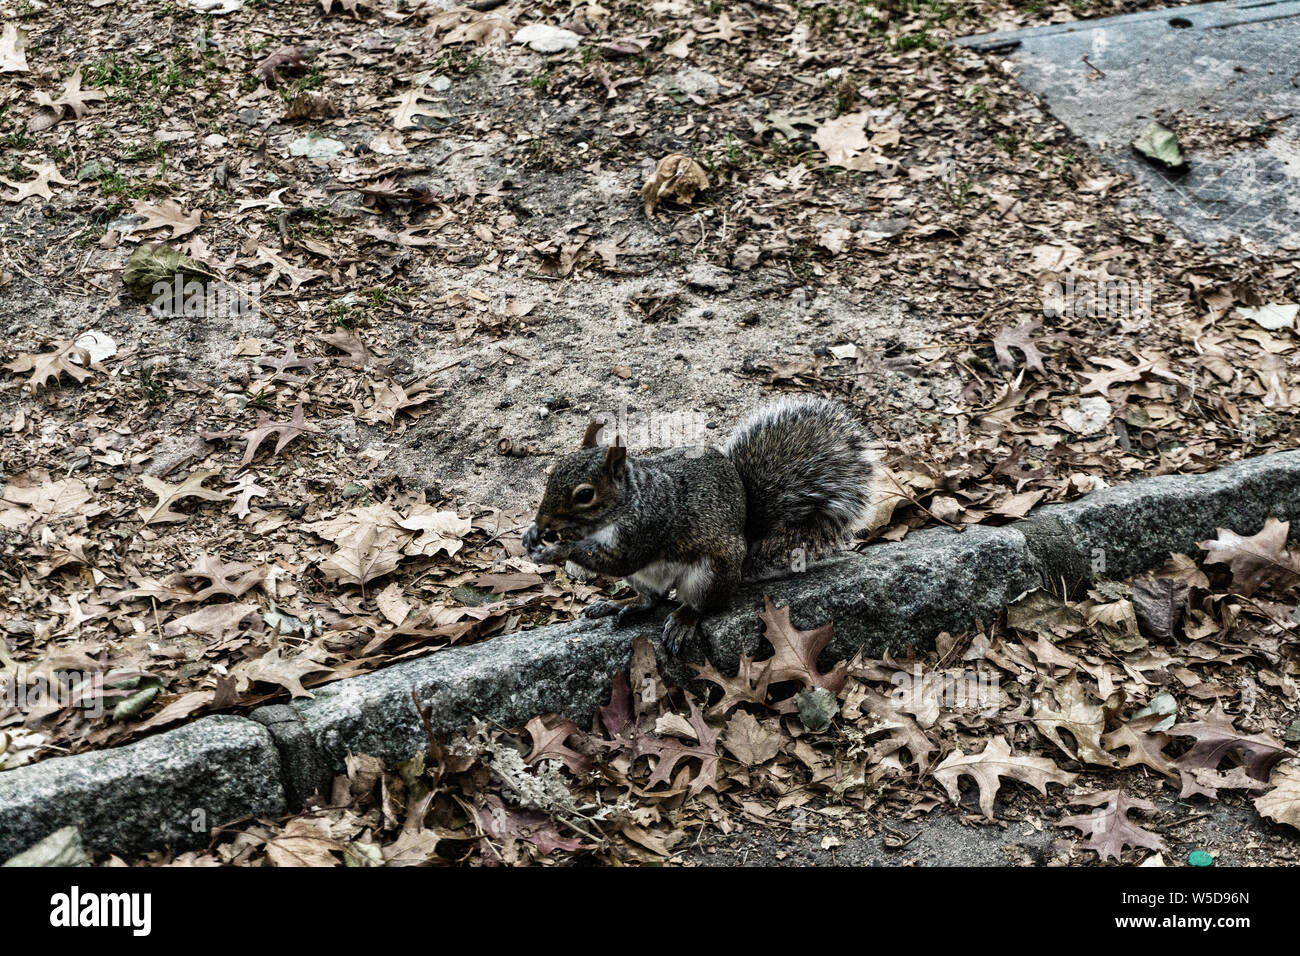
[722,397,877,563]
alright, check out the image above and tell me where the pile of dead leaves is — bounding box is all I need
[107,519,1300,866]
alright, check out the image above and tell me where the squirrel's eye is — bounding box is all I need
[573,485,596,506]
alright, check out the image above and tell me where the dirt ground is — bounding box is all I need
[1,0,1298,865]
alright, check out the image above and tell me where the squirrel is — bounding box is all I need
[521,397,878,655]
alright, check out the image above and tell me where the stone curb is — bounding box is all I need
[2,450,1297,858]
[0,716,285,859]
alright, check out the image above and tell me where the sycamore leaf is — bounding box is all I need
[933,735,1076,820]
[5,340,92,391]
[398,506,471,558]
[311,505,411,588]
[758,596,847,694]
[523,716,592,774]
[1058,790,1165,862]
[1199,517,1300,597]
[139,470,229,525]
[1255,764,1300,832]
[812,111,894,171]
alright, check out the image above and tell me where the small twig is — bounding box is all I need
[1081,54,1106,79]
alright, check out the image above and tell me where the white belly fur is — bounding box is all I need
[628,559,690,596]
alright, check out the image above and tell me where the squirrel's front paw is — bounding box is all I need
[661,609,701,657]
[582,600,621,620]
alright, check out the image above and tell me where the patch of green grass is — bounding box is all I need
[891,29,940,52]
[0,106,33,150]
[434,48,483,75]
[527,70,551,93]
[245,385,273,410]
[138,366,167,405]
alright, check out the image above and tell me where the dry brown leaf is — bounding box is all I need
[1058,790,1165,862]
[139,470,230,525]
[641,153,708,218]
[933,735,1076,820]
[5,340,92,391]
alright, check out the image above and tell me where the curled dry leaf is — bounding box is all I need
[1254,763,1300,832]
[0,22,28,74]
[641,153,708,218]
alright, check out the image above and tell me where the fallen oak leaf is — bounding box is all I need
[180,553,266,601]
[1102,712,1178,778]
[1199,517,1300,597]
[932,735,1076,820]
[757,595,848,694]
[1168,701,1289,794]
[236,644,332,699]
[139,469,230,525]
[130,198,202,239]
[1058,790,1165,862]
[694,651,771,718]
[1254,763,1300,832]
[992,320,1046,374]
[5,340,93,392]
[634,696,721,795]
[0,161,76,203]
[1030,671,1117,767]
[239,404,314,467]
[28,68,105,130]
[524,716,593,773]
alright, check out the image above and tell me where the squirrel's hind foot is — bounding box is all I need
[662,606,701,657]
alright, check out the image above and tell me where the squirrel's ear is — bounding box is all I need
[581,422,603,448]
[603,442,627,476]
